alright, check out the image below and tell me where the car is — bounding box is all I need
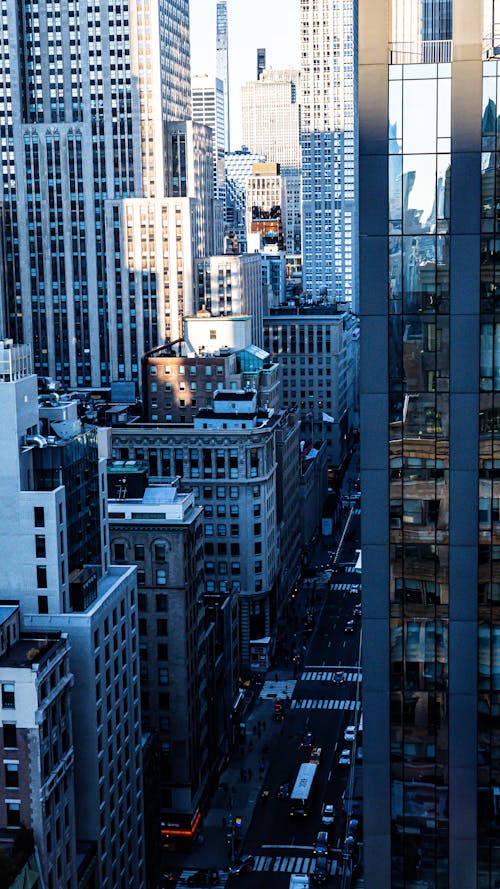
[343,835,355,860]
[353,604,362,616]
[228,856,256,875]
[348,818,360,837]
[339,748,352,766]
[349,584,359,595]
[344,725,356,743]
[333,670,345,685]
[160,874,176,887]
[300,731,313,750]
[321,803,335,826]
[273,702,285,722]
[310,746,322,765]
[186,870,220,887]
[311,855,329,885]
[314,830,330,857]
[344,620,355,634]
[277,781,290,799]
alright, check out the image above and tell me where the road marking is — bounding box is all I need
[300,670,362,683]
[291,699,361,711]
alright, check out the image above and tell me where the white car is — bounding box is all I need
[339,748,352,766]
[344,725,356,743]
[321,803,335,826]
[349,585,359,596]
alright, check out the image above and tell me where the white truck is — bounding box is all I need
[289,876,310,889]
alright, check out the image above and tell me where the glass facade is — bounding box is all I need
[479,58,500,889]
[388,62,451,888]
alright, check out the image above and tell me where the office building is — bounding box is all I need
[359,2,497,888]
[196,253,264,347]
[300,0,358,304]
[192,75,227,207]
[0,605,77,888]
[107,473,208,841]
[225,149,266,252]
[246,163,286,253]
[242,69,301,173]
[242,68,302,259]
[264,303,358,467]
[0,341,146,888]
[108,395,282,669]
[216,1,230,151]
[0,0,192,387]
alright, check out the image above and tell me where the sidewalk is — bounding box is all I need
[165,667,295,871]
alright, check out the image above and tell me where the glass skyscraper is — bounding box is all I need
[361,1,500,887]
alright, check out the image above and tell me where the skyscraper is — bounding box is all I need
[360,1,498,888]
[241,69,302,258]
[300,0,358,305]
[216,1,230,151]
[192,75,227,208]
[0,0,193,387]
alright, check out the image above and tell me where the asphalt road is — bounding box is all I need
[227,512,362,889]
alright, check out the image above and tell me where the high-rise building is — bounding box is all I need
[192,75,226,207]
[0,0,194,388]
[216,1,230,151]
[246,163,286,254]
[0,341,146,887]
[225,149,266,252]
[241,69,301,174]
[300,0,358,305]
[257,48,266,80]
[241,68,302,259]
[360,2,499,888]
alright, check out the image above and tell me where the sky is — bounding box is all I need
[189,0,300,150]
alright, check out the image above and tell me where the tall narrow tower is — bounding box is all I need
[360,2,500,889]
[216,1,231,151]
[300,0,358,306]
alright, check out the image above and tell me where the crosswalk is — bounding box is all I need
[352,508,361,516]
[345,565,360,574]
[291,698,361,711]
[332,582,360,591]
[300,669,362,683]
[252,855,338,875]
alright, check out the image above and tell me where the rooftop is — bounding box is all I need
[0,634,62,670]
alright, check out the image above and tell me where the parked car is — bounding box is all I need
[277,781,290,799]
[321,803,335,826]
[228,856,255,875]
[339,748,352,766]
[333,670,345,685]
[344,725,356,743]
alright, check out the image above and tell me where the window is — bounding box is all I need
[36,566,47,588]
[154,543,166,562]
[156,594,168,611]
[230,487,239,499]
[3,724,17,748]
[157,643,168,660]
[35,535,46,558]
[34,507,45,528]
[230,524,239,537]
[6,802,20,827]
[38,596,48,614]
[157,619,168,635]
[4,763,19,789]
[134,545,145,560]
[230,505,239,517]
[217,524,227,537]
[3,684,16,710]
[113,543,126,562]
[137,570,146,586]
[156,569,167,586]
[231,562,241,575]
[205,523,214,536]
[158,667,169,685]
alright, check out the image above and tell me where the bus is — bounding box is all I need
[289,762,318,817]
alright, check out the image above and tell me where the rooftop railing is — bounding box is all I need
[389,39,452,65]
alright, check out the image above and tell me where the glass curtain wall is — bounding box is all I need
[479,58,500,889]
[388,61,451,888]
